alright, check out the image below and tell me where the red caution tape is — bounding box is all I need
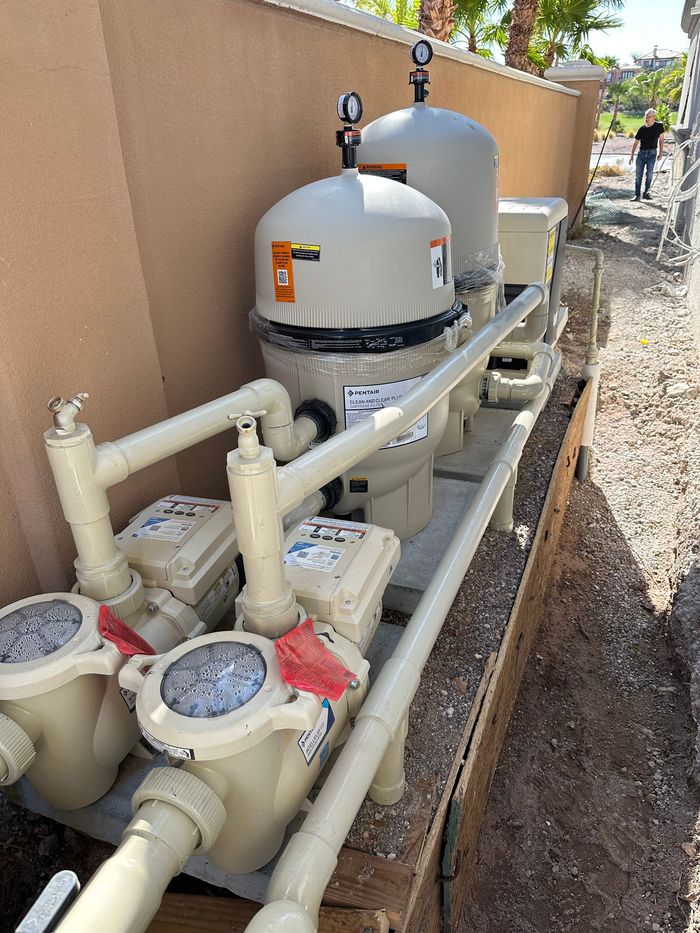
[275,618,356,702]
[98,605,155,657]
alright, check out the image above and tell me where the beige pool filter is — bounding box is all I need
[252,92,462,538]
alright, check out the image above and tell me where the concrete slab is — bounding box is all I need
[433,408,517,483]
[383,476,481,614]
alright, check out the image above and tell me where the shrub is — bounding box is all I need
[597,164,625,177]
[627,129,636,138]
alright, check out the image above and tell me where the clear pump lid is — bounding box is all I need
[0,599,83,664]
[160,642,267,718]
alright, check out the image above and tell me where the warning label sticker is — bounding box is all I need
[358,163,408,184]
[343,376,428,449]
[291,243,321,262]
[298,698,335,765]
[298,517,368,540]
[546,227,557,284]
[133,516,195,542]
[139,726,195,760]
[430,235,452,289]
[284,541,343,573]
[272,241,295,302]
[120,687,137,713]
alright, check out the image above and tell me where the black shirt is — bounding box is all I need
[635,121,664,150]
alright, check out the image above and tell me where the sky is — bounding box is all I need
[587,0,688,64]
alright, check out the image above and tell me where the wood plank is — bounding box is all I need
[150,893,390,933]
[440,381,591,932]
[402,654,497,933]
[322,846,413,930]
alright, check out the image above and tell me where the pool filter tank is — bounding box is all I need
[252,92,467,538]
[359,40,502,454]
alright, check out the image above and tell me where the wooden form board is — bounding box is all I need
[437,380,591,931]
[149,383,590,933]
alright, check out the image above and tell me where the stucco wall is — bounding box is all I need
[1,0,592,605]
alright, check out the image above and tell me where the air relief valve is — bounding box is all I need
[410,38,433,103]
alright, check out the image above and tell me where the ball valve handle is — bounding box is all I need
[16,870,81,933]
[336,91,363,170]
[410,39,433,103]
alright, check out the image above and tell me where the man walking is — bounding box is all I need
[629,109,665,202]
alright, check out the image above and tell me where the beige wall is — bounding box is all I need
[1,0,595,607]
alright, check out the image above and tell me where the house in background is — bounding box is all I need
[634,46,682,70]
[606,62,642,83]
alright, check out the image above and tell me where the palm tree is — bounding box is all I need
[355,0,421,26]
[529,0,622,72]
[629,68,667,109]
[504,0,540,72]
[660,53,688,106]
[419,0,457,41]
[452,0,508,55]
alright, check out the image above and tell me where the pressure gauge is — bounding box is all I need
[411,40,433,66]
[337,91,363,125]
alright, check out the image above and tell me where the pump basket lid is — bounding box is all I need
[0,593,121,700]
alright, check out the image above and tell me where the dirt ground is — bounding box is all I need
[466,171,700,931]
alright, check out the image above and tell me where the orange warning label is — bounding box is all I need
[358,163,407,184]
[271,241,295,303]
[429,235,450,248]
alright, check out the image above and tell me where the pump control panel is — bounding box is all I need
[280,517,400,649]
[117,496,239,624]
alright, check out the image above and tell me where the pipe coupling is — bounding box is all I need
[132,767,226,854]
[0,713,36,785]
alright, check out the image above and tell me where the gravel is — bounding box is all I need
[466,172,700,933]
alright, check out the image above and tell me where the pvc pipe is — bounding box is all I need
[55,800,200,932]
[99,378,317,481]
[276,283,548,516]
[282,490,326,532]
[246,352,561,933]
[483,343,554,403]
[565,245,604,481]
[227,417,299,637]
[44,379,315,602]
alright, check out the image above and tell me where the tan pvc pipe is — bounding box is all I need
[483,341,554,403]
[246,352,561,933]
[44,379,314,602]
[276,283,548,516]
[55,800,200,933]
[565,244,604,480]
[227,417,299,637]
